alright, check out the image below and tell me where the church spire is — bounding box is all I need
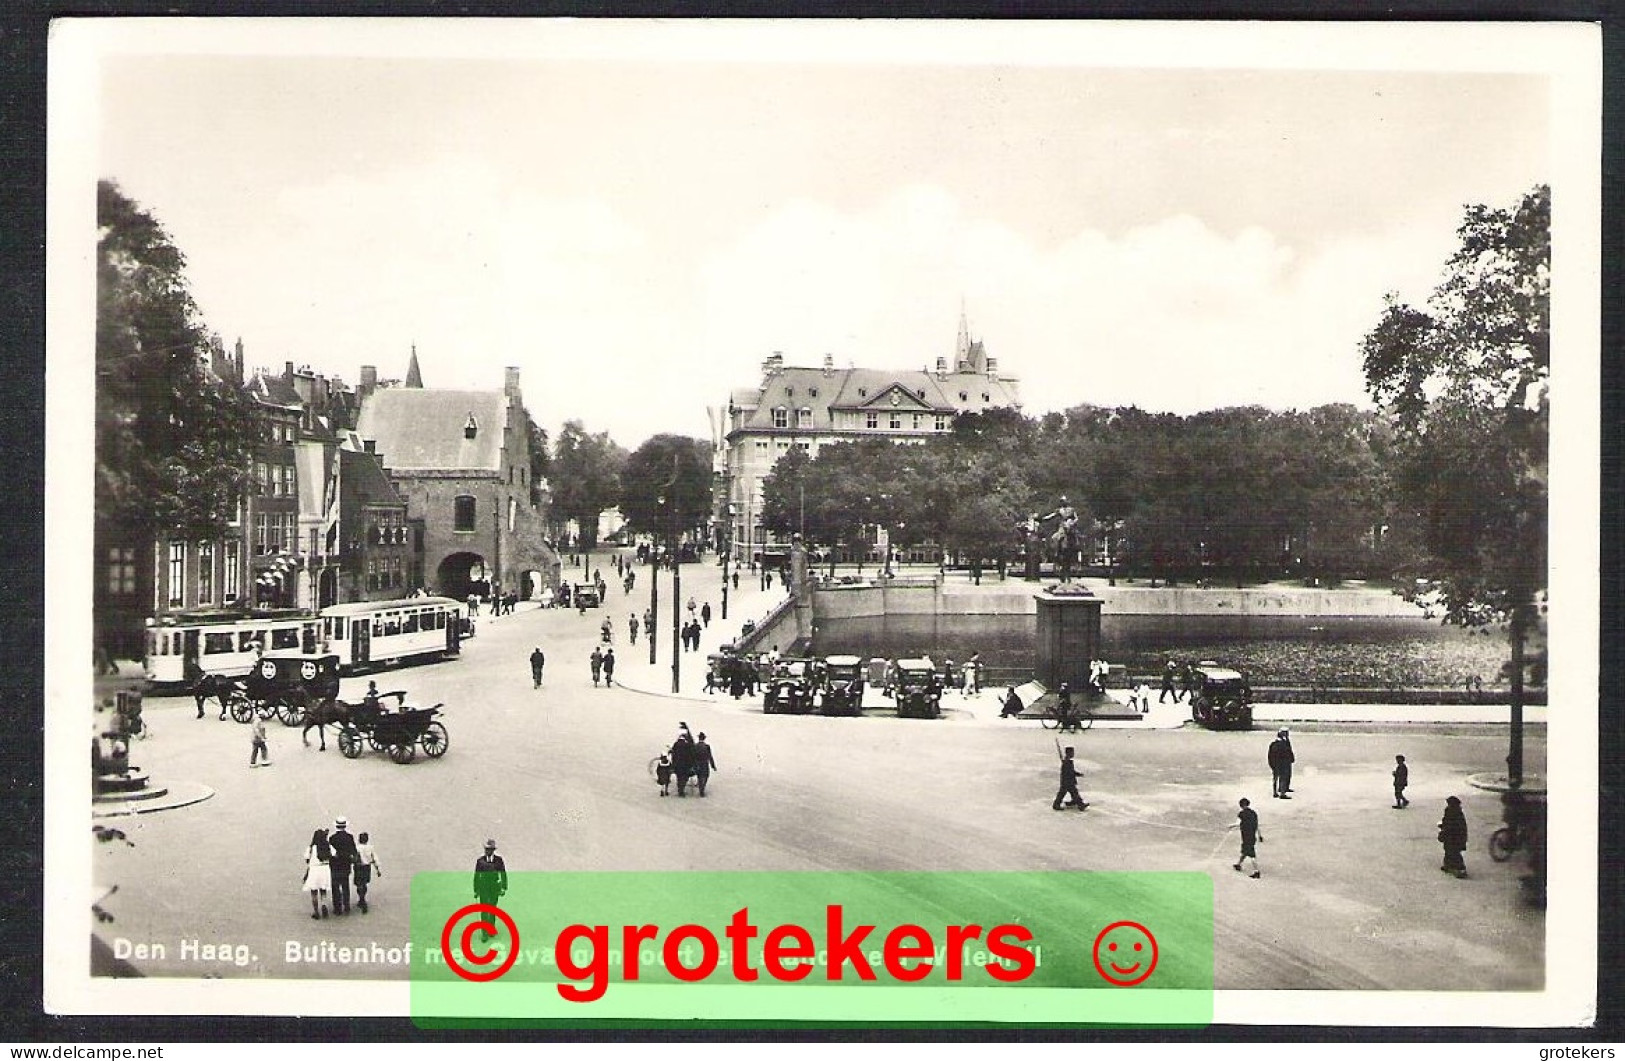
[405,344,423,389]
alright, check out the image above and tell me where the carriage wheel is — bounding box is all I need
[369,734,386,751]
[338,727,364,759]
[389,741,416,765]
[255,701,277,721]
[229,697,254,724]
[276,697,305,727]
[420,721,449,758]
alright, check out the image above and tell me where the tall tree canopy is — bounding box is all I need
[618,434,712,541]
[1361,183,1549,626]
[96,180,259,538]
[549,420,626,549]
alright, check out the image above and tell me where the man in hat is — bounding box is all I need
[692,732,718,797]
[1052,746,1088,811]
[1268,729,1295,798]
[474,840,508,907]
[328,817,358,915]
[670,725,696,797]
[530,646,546,689]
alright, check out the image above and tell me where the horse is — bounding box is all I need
[190,673,246,720]
[301,698,359,751]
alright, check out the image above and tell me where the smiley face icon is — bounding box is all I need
[1091,921,1158,986]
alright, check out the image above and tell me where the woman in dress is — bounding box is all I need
[302,828,332,919]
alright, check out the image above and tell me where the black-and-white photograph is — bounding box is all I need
[47,18,1598,1026]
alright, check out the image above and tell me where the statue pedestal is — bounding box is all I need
[1034,585,1103,693]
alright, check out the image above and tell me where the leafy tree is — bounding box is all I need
[96,180,259,539]
[550,420,626,550]
[1360,183,1548,786]
[618,434,712,545]
[524,412,551,507]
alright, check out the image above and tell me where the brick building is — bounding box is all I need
[354,364,559,602]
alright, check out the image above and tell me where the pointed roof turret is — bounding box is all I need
[405,344,424,389]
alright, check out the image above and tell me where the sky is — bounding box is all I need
[89,22,1553,451]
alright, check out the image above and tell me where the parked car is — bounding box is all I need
[763,658,820,715]
[1188,663,1254,729]
[893,658,943,719]
[819,655,866,716]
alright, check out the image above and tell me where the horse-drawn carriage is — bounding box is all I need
[218,654,341,726]
[333,692,450,765]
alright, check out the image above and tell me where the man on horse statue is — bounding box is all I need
[1039,496,1085,582]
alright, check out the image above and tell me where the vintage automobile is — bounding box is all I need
[762,657,820,715]
[1188,663,1255,729]
[893,657,943,720]
[573,582,603,609]
[818,654,866,716]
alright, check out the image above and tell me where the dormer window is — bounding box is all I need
[959,391,968,401]
[797,407,813,428]
[772,407,788,429]
[464,413,478,439]
[858,388,867,397]
[982,392,990,402]
[809,387,818,398]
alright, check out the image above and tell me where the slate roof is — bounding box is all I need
[355,389,508,472]
[248,372,303,409]
[340,447,406,506]
[727,364,1021,436]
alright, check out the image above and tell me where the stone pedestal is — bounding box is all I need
[791,535,812,645]
[1034,585,1103,693]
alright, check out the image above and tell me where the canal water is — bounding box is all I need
[811,613,1512,689]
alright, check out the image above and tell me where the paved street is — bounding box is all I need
[95,551,1544,990]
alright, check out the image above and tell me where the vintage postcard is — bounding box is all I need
[46,18,1599,1027]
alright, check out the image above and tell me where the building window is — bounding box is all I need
[281,465,295,497]
[912,414,922,430]
[959,391,968,401]
[794,441,810,453]
[809,387,818,398]
[935,414,949,431]
[168,542,185,607]
[866,412,878,430]
[252,514,268,555]
[797,407,813,428]
[508,496,517,533]
[858,388,867,397]
[755,440,769,452]
[106,547,136,595]
[772,407,788,429]
[198,542,214,605]
[889,413,902,430]
[776,440,789,451]
[982,392,990,402]
[454,495,476,532]
[224,541,240,602]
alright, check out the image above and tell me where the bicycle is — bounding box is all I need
[1039,702,1094,732]
[1488,823,1527,862]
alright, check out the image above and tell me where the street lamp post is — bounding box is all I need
[721,502,735,620]
[670,493,682,695]
[648,506,659,667]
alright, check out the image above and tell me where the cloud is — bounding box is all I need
[697,184,1462,417]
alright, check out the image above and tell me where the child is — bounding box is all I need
[655,753,673,796]
[1392,755,1410,808]
[354,832,381,914]
[250,715,271,767]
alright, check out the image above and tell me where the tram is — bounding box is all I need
[145,610,322,687]
[319,596,464,672]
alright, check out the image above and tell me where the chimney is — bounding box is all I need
[363,439,376,454]
[360,365,378,398]
[284,360,295,381]
[935,356,948,379]
[505,366,521,399]
[822,353,834,376]
[986,356,998,380]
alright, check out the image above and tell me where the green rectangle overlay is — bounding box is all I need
[410,871,1211,1028]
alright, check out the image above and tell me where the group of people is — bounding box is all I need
[653,722,718,798]
[301,817,381,919]
[589,646,617,687]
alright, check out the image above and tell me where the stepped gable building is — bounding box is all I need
[721,312,1021,565]
[354,361,560,602]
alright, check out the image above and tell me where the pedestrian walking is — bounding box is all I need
[654,751,673,796]
[687,596,698,620]
[1233,798,1263,878]
[1052,745,1089,811]
[701,602,712,628]
[250,715,272,767]
[1438,796,1469,877]
[302,828,331,920]
[629,613,639,644]
[643,609,654,640]
[328,817,358,915]
[692,731,718,797]
[602,647,616,687]
[731,570,739,591]
[670,726,696,797]
[473,840,508,907]
[1130,681,1151,713]
[1269,729,1295,798]
[1392,755,1410,809]
[1159,659,1180,704]
[590,647,603,687]
[964,653,981,695]
[353,831,381,914]
[530,646,546,689]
